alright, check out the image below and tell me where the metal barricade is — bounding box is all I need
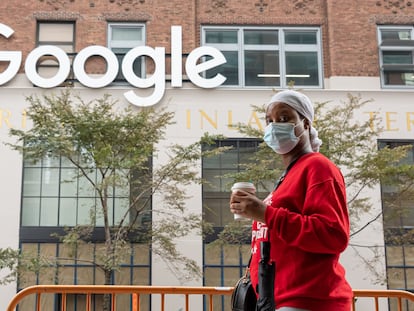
[352,289,414,311]
[6,285,234,311]
[6,285,414,311]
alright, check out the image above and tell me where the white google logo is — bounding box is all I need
[0,23,227,107]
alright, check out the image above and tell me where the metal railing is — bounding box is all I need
[6,285,234,311]
[6,285,414,311]
[353,289,414,311]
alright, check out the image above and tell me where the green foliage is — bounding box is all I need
[0,248,19,285]
[216,221,252,245]
[5,89,222,290]
[314,94,413,227]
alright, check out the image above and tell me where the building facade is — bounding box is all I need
[1,0,414,310]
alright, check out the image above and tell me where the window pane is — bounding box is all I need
[78,171,96,196]
[381,29,411,41]
[285,51,319,86]
[387,246,404,265]
[41,168,60,196]
[239,141,259,163]
[203,198,233,226]
[112,27,142,41]
[133,244,151,265]
[384,71,414,86]
[205,30,238,44]
[387,268,405,288]
[23,168,41,196]
[40,198,59,226]
[401,200,414,227]
[60,168,78,197]
[204,198,222,224]
[203,154,220,169]
[59,198,77,226]
[221,150,239,169]
[76,267,95,284]
[115,171,130,197]
[244,50,279,86]
[21,198,40,226]
[78,198,95,225]
[285,31,317,44]
[383,51,412,64]
[407,269,414,289]
[206,51,239,85]
[203,169,236,192]
[404,246,414,266]
[38,23,74,42]
[114,197,129,224]
[244,30,278,45]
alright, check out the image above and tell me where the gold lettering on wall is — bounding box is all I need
[365,111,414,132]
[364,111,379,131]
[407,112,414,131]
[0,108,413,133]
[185,109,265,131]
[0,109,12,128]
[186,109,191,129]
[385,112,398,131]
[227,110,236,130]
[200,110,218,129]
[0,109,27,129]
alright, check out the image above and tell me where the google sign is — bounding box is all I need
[0,23,227,107]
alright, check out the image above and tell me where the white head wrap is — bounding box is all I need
[268,90,322,152]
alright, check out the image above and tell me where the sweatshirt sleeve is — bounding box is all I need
[264,156,350,255]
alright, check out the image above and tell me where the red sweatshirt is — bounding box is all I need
[250,152,353,311]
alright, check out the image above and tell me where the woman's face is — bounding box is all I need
[265,102,310,153]
[265,102,303,126]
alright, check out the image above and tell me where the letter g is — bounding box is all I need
[0,23,22,85]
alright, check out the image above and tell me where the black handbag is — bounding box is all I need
[231,266,257,311]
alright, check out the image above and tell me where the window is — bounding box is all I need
[20,154,152,241]
[380,140,414,310]
[202,26,323,88]
[202,139,264,238]
[36,22,75,83]
[378,26,414,87]
[202,139,263,310]
[21,155,132,227]
[18,242,151,311]
[19,154,152,310]
[108,23,145,82]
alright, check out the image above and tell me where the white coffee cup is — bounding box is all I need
[231,182,256,220]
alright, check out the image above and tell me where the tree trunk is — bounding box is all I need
[103,269,112,311]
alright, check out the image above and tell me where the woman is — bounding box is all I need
[230,90,353,311]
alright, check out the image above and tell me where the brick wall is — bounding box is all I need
[1,0,414,78]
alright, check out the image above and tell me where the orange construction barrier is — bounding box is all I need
[6,285,234,311]
[6,285,414,311]
[352,289,414,311]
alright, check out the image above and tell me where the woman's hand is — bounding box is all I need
[230,190,267,223]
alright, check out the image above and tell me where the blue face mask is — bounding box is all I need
[263,120,305,154]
